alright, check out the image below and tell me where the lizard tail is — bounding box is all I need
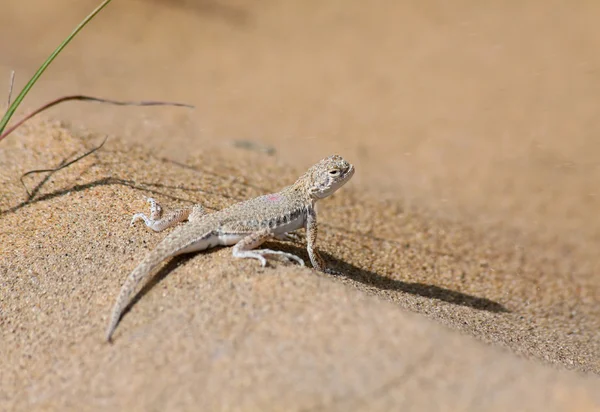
[105,246,173,342]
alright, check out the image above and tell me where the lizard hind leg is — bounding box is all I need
[131,198,197,232]
[147,197,163,220]
[232,228,305,267]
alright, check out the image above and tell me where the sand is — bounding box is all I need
[1,1,599,411]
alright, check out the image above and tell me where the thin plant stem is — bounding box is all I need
[0,0,114,138]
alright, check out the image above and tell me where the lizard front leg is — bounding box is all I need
[306,206,341,275]
[131,197,207,232]
[232,228,305,266]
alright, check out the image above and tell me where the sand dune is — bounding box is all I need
[1,1,599,410]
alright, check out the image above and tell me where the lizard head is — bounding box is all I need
[304,155,355,199]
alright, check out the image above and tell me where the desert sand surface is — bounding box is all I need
[1,1,599,411]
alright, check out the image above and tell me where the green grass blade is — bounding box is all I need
[0,0,114,138]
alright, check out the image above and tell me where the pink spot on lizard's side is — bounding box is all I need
[266,194,282,202]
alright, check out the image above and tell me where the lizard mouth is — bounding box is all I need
[345,164,355,180]
[338,164,355,185]
[319,163,355,198]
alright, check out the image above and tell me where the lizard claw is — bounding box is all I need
[130,213,148,227]
[276,232,303,243]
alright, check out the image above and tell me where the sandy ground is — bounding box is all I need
[1,0,599,410]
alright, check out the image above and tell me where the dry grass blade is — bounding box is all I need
[0,94,193,141]
[0,0,115,138]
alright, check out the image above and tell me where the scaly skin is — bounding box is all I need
[105,155,354,342]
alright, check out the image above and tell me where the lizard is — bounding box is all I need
[105,154,355,341]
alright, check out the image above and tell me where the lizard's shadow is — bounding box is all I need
[122,241,508,324]
[271,243,509,314]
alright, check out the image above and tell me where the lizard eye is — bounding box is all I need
[328,169,340,176]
